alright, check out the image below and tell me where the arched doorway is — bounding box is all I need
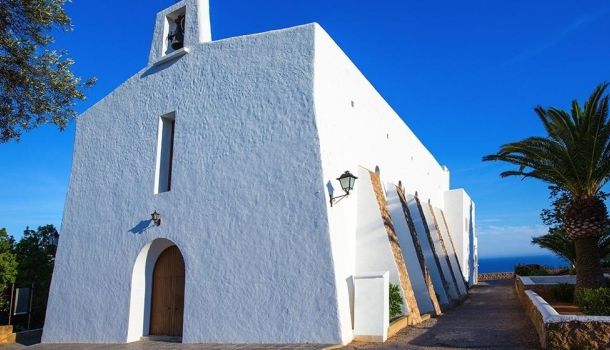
[149,245,185,337]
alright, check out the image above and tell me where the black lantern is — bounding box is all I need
[151,211,161,226]
[168,15,185,50]
[337,171,357,194]
[330,170,358,207]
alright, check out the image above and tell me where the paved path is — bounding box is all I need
[4,341,331,350]
[345,280,539,350]
[6,280,538,350]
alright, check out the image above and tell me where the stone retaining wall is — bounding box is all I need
[514,276,610,349]
[478,272,514,281]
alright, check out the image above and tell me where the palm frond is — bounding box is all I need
[532,228,610,268]
[532,230,575,267]
[483,82,610,197]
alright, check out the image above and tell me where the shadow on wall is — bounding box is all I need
[326,180,335,198]
[346,276,354,329]
[129,220,154,235]
[140,57,180,79]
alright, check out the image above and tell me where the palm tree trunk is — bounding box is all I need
[574,237,605,291]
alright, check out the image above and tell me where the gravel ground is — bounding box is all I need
[344,280,540,350]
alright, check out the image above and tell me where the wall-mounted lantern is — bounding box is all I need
[151,211,161,226]
[168,15,186,50]
[330,170,358,207]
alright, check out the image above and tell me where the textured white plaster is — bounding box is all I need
[385,186,434,314]
[311,24,468,334]
[353,272,389,342]
[45,24,342,344]
[312,28,450,209]
[444,189,477,286]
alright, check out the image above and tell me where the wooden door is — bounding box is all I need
[150,245,185,337]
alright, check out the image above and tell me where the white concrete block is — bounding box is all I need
[353,271,389,342]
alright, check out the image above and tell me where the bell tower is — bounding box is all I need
[148,0,211,66]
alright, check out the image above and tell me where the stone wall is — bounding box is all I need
[545,320,610,349]
[478,272,514,281]
[514,277,546,347]
[515,277,610,349]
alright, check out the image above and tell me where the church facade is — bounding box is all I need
[43,0,477,345]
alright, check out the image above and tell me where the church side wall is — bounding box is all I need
[44,24,343,344]
[312,25,451,340]
[313,25,449,209]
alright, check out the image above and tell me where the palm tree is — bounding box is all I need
[531,230,576,269]
[531,229,610,270]
[484,83,610,291]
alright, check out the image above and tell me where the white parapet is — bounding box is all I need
[353,271,389,342]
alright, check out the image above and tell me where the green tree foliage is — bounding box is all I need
[532,189,610,269]
[484,83,610,291]
[15,225,57,285]
[576,287,610,316]
[0,0,95,142]
[389,283,403,319]
[14,225,58,325]
[0,228,17,311]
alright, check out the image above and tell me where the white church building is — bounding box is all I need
[43,0,477,345]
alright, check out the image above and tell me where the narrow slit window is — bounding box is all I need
[155,112,175,193]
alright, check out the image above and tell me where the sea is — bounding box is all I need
[478,255,570,273]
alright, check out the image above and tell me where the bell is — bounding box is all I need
[168,15,185,50]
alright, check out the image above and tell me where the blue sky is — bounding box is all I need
[1,0,610,257]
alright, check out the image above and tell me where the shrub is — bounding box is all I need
[515,264,549,276]
[549,283,574,303]
[389,283,403,319]
[576,288,610,316]
[531,268,549,276]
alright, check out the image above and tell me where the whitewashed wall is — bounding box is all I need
[312,24,454,336]
[444,189,477,286]
[45,6,477,343]
[44,24,345,344]
[313,28,450,210]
